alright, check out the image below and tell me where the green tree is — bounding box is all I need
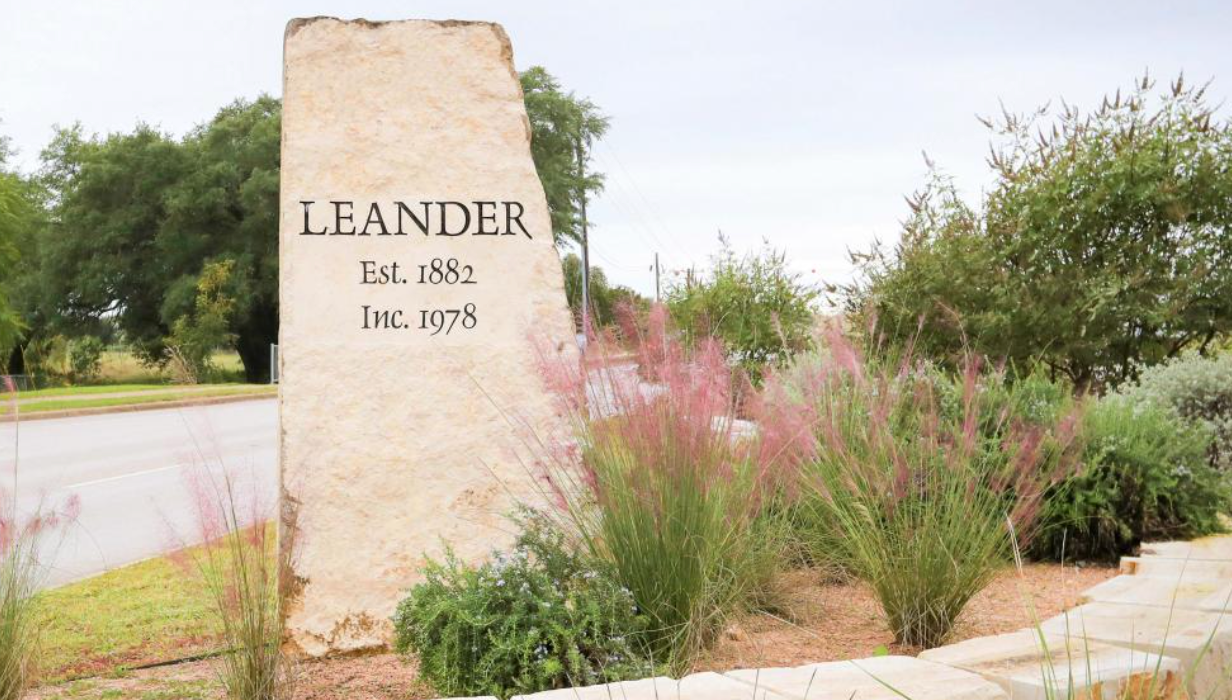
[560,253,645,329]
[0,171,28,359]
[36,98,279,382]
[521,66,610,246]
[160,97,279,382]
[850,75,1232,389]
[668,237,818,380]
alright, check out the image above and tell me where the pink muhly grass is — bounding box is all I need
[532,304,792,669]
[1,379,79,700]
[758,322,1083,648]
[177,464,294,700]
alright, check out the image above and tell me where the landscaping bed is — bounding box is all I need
[31,560,1113,700]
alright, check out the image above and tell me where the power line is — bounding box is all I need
[598,141,693,261]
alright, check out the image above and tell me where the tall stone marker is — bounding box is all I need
[279,17,578,656]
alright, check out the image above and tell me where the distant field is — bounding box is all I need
[92,349,246,385]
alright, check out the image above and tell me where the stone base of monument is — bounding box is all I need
[1039,601,1232,700]
[919,630,1183,700]
[1079,574,1232,613]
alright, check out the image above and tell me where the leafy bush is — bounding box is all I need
[166,258,240,383]
[1120,352,1232,473]
[67,335,104,383]
[392,512,653,699]
[667,238,817,382]
[538,309,787,668]
[1032,396,1230,561]
[760,326,1081,648]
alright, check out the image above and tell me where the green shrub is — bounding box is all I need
[391,512,653,699]
[67,336,105,384]
[1120,352,1232,473]
[1032,396,1230,561]
[667,238,818,382]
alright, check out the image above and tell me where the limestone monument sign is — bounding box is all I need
[279,17,578,656]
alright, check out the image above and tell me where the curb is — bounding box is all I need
[0,391,278,423]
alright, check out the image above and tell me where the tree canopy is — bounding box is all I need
[0,170,29,354]
[521,66,609,246]
[33,97,279,381]
[848,75,1232,389]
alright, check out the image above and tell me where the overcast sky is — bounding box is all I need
[4,1,1231,297]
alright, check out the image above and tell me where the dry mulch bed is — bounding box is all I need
[696,562,1116,671]
[32,562,1115,700]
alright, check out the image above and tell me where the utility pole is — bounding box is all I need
[654,252,661,303]
[577,140,590,343]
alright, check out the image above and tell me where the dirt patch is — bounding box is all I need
[695,561,1117,671]
[31,562,1114,699]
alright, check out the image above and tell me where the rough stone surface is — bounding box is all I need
[1139,537,1232,561]
[919,630,1183,700]
[1040,602,1232,700]
[723,656,1008,700]
[1120,556,1232,579]
[1080,574,1232,613]
[280,17,577,656]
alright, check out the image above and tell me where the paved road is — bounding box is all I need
[0,399,277,588]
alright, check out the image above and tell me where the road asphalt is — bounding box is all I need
[0,398,277,588]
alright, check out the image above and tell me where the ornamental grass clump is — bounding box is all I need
[762,325,1082,649]
[1,380,78,700]
[538,305,788,670]
[179,470,293,700]
[0,497,73,700]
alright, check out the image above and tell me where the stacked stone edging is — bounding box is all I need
[431,533,1232,700]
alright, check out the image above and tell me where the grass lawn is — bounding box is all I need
[16,384,178,399]
[36,551,223,682]
[5,385,276,415]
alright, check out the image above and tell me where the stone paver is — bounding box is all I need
[723,655,1008,700]
[1121,556,1232,580]
[512,674,796,699]
[1139,537,1232,561]
[1040,602,1232,700]
[919,630,1183,700]
[1080,575,1232,613]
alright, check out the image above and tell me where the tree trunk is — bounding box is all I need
[5,343,24,376]
[234,301,278,384]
